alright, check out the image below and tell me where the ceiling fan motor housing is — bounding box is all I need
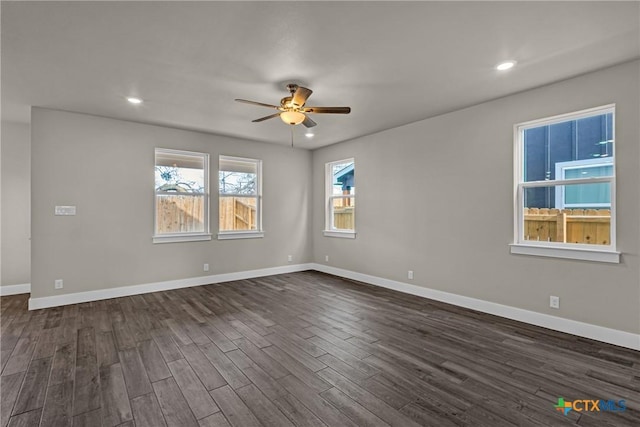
[280,96,294,109]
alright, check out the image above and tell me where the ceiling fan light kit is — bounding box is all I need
[236,83,351,129]
[280,110,306,125]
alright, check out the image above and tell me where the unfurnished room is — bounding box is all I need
[1,1,639,426]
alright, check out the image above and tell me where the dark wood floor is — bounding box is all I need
[1,271,638,427]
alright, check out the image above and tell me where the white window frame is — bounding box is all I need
[510,105,619,263]
[324,158,356,239]
[153,148,211,244]
[218,155,264,240]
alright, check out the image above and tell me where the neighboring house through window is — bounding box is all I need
[153,148,210,243]
[218,155,263,239]
[511,105,618,262]
[554,157,613,209]
[324,158,356,238]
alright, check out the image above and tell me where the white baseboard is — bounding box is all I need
[25,262,640,351]
[311,263,640,351]
[28,264,314,310]
[0,283,31,296]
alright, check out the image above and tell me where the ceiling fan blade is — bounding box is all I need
[302,106,351,114]
[291,86,313,107]
[302,115,317,128]
[235,99,280,109]
[252,113,281,122]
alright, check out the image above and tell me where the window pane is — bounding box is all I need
[155,166,204,193]
[523,183,611,245]
[331,161,355,196]
[332,197,355,230]
[219,196,257,231]
[523,186,556,210]
[155,149,207,236]
[156,194,205,233]
[219,157,258,196]
[219,171,257,195]
[523,112,613,182]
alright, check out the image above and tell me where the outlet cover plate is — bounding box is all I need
[55,206,76,216]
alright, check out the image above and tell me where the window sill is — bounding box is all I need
[510,243,620,263]
[153,233,212,244]
[323,230,356,239]
[217,231,264,240]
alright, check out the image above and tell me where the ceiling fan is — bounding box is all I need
[235,84,351,128]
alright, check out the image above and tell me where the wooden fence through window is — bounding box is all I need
[157,196,608,244]
[219,197,256,230]
[156,194,204,233]
[156,195,257,233]
[524,208,610,245]
[333,207,355,230]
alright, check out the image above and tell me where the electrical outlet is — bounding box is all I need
[54,279,63,289]
[325,255,329,262]
[550,295,560,309]
[288,255,293,262]
[408,270,414,280]
[203,263,209,272]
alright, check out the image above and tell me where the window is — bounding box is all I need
[512,105,619,262]
[153,148,210,243]
[218,156,263,239]
[324,158,355,238]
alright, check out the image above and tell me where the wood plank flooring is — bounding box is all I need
[1,271,639,426]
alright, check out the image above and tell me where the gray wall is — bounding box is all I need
[1,120,31,287]
[21,61,640,336]
[313,61,640,334]
[31,109,313,298]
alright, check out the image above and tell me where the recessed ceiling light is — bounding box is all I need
[127,97,143,104]
[496,60,517,71]
[305,132,314,138]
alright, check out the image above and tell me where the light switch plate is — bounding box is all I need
[55,206,76,216]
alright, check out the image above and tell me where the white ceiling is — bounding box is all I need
[2,1,639,149]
